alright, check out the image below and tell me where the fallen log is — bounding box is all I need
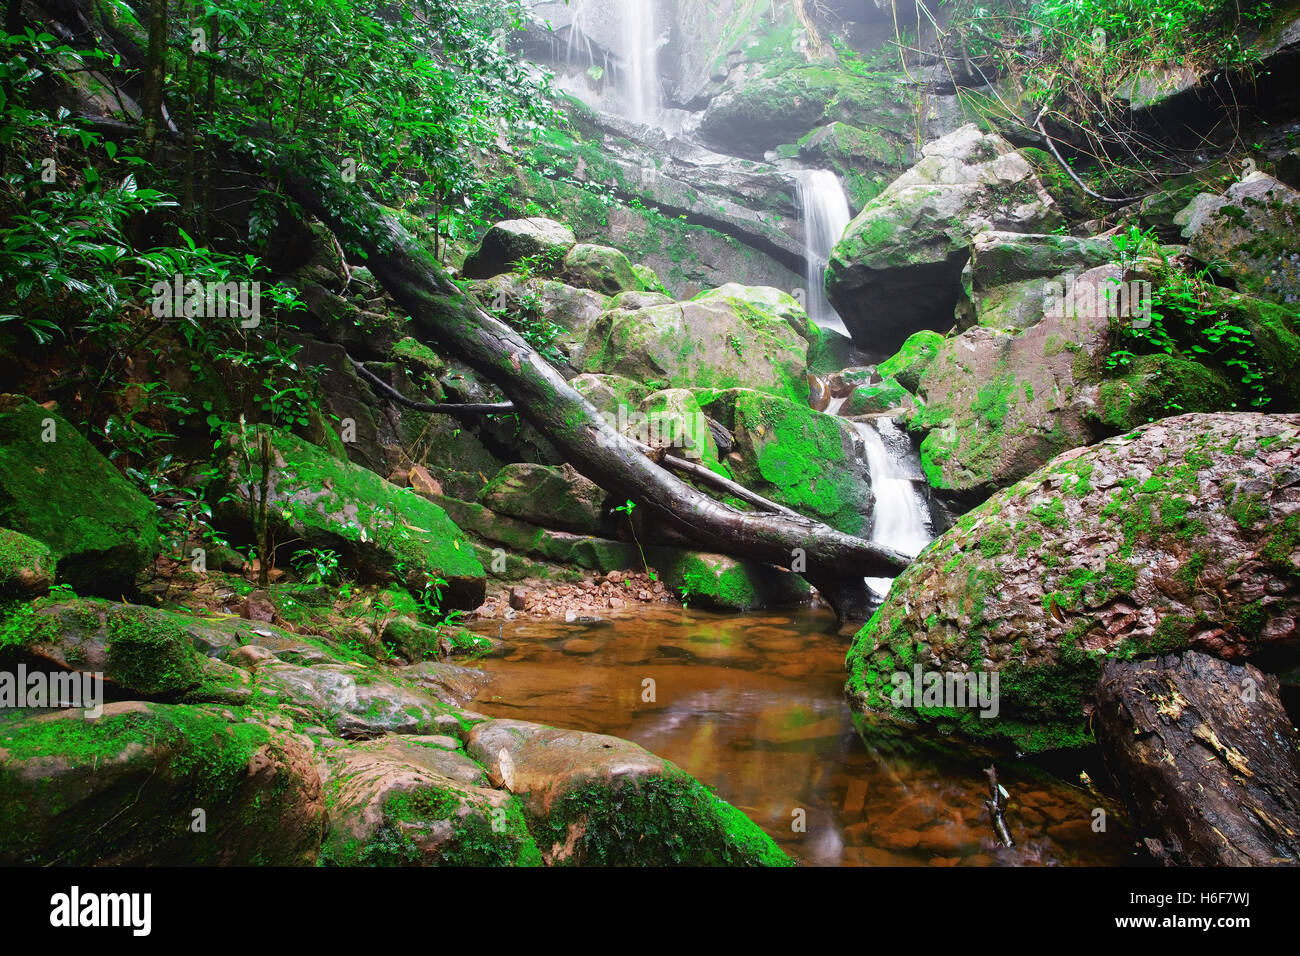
[1095,650,1300,866]
[275,160,906,621]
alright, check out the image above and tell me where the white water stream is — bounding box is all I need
[792,169,852,336]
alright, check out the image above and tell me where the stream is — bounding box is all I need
[468,605,1139,867]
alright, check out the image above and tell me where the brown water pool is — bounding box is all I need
[469,604,1141,866]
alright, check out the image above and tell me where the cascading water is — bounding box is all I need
[825,396,934,598]
[620,0,660,126]
[792,169,852,336]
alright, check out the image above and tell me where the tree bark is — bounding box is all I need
[1095,651,1300,866]
[274,160,906,621]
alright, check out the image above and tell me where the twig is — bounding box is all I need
[985,765,1015,847]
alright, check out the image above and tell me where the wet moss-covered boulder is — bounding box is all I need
[581,293,809,404]
[479,463,607,535]
[0,395,159,594]
[636,388,720,465]
[214,424,485,609]
[648,549,810,611]
[0,527,55,596]
[461,218,576,279]
[1176,171,1300,305]
[465,719,790,866]
[846,412,1300,754]
[876,330,944,393]
[699,388,871,534]
[319,735,541,866]
[562,243,640,295]
[14,598,218,699]
[0,701,325,865]
[826,125,1063,354]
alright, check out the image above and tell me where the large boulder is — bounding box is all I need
[698,388,872,535]
[214,425,485,609]
[461,218,576,279]
[0,701,325,865]
[471,274,610,367]
[1175,171,1300,305]
[846,413,1300,753]
[582,295,809,404]
[826,125,1063,354]
[465,719,789,865]
[0,395,159,593]
[478,463,608,535]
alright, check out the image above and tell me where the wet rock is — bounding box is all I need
[509,587,530,611]
[400,661,492,705]
[479,462,607,535]
[461,218,576,279]
[649,549,810,612]
[0,702,325,865]
[213,423,485,609]
[1176,171,1300,304]
[826,125,1063,353]
[0,395,160,594]
[465,719,789,865]
[319,734,540,865]
[847,412,1300,753]
[581,294,809,405]
[562,242,640,295]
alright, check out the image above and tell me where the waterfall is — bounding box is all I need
[792,169,851,336]
[620,0,660,126]
[826,398,933,599]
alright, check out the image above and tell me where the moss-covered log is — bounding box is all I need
[274,160,906,621]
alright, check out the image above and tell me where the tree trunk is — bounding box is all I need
[273,161,906,621]
[1095,651,1300,866]
[140,0,168,161]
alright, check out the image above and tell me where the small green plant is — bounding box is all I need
[292,548,342,586]
[612,499,658,583]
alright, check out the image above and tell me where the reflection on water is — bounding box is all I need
[469,605,1139,866]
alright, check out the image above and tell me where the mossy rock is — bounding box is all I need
[461,218,576,280]
[214,424,485,609]
[0,527,55,596]
[0,395,159,594]
[846,412,1300,754]
[478,463,608,535]
[0,701,325,865]
[466,719,790,866]
[582,296,809,405]
[562,243,640,295]
[699,388,871,534]
[877,330,945,393]
[319,735,541,866]
[647,548,810,611]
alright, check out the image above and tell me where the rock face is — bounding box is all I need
[465,719,788,866]
[846,413,1300,753]
[461,218,576,279]
[581,295,809,403]
[1176,171,1300,305]
[0,702,325,865]
[478,462,608,535]
[0,395,159,593]
[826,125,1063,354]
[214,424,485,609]
[1095,651,1300,866]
